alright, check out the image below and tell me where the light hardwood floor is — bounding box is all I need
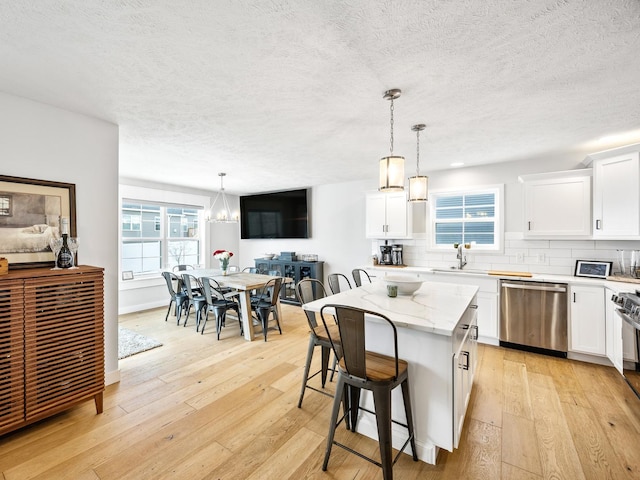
[1,304,639,479]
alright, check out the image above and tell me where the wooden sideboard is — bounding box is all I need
[0,265,104,436]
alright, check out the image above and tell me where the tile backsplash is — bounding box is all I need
[382,233,640,276]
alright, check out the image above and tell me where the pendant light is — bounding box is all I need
[379,89,405,191]
[206,173,238,223]
[408,124,428,202]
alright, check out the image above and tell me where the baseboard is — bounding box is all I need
[118,300,166,315]
[105,368,121,386]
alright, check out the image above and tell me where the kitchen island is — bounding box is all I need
[303,279,479,465]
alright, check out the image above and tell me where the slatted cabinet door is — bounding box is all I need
[0,278,25,435]
[23,269,104,423]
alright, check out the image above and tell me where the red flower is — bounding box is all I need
[213,249,233,257]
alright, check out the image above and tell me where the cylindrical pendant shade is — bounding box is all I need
[408,175,429,202]
[379,155,405,191]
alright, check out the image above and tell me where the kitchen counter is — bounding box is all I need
[303,280,478,336]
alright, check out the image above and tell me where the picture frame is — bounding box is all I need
[574,260,612,279]
[121,270,134,281]
[0,175,76,269]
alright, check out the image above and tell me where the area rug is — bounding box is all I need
[118,327,163,359]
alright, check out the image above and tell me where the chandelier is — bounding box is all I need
[408,124,428,202]
[378,89,405,191]
[206,173,238,223]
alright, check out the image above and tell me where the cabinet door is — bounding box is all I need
[385,192,408,238]
[605,288,623,374]
[523,176,591,237]
[593,152,640,238]
[0,279,26,435]
[569,285,605,355]
[365,193,387,238]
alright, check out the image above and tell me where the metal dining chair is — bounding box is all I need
[250,277,283,341]
[328,273,352,294]
[352,268,372,287]
[200,276,242,339]
[161,271,188,324]
[181,274,208,331]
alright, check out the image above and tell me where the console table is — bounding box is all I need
[254,259,324,305]
[0,265,104,436]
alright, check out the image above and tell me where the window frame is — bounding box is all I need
[121,199,203,277]
[428,184,504,252]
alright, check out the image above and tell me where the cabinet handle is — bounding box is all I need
[472,324,479,340]
[528,221,531,231]
[469,304,478,309]
[460,351,470,370]
[596,219,601,230]
[573,292,576,303]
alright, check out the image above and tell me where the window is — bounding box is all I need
[121,201,202,275]
[0,194,12,216]
[429,185,503,251]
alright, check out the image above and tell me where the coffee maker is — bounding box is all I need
[379,244,393,265]
[391,244,404,266]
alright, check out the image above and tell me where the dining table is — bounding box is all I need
[189,269,291,341]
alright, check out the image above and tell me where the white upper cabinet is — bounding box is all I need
[519,170,592,238]
[584,144,640,239]
[365,191,410,238]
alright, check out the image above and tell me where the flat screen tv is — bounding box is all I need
[240,188,309,239]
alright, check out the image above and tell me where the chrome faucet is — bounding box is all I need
[455,243,469,269]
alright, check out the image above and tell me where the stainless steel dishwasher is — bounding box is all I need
[499,279,568,357]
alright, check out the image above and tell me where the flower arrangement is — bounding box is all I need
[213,249,233,273]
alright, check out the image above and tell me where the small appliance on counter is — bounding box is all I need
[379,244,393,265]
[391,244,403,266]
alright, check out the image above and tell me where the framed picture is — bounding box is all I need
[121,270,134,281]
[574,260,612,279]
[0,175,76,269]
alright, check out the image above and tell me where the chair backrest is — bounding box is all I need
[242,267,258,273]
[181,274,202,300]
[296,279,328,328]
[162,271,182,297]
[268,269,282,276]
[328,273,352,295]
[256,277,283,307]
[352,268,372,287]
[173,264,194,272]
[200,277,226,304]
[320,304,400,381]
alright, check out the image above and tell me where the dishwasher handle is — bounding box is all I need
[501,282,567,293]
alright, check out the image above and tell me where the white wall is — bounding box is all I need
[0,91,119,382]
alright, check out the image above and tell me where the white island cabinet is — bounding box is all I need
[303,280,479,465]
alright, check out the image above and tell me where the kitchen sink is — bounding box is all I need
[431,268,488,275]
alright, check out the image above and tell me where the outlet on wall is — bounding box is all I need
[536,253,546,263]
[516,252,525,263]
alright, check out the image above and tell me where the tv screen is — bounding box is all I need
[240,189,309,239]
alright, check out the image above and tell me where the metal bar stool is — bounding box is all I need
[320,304,418,480]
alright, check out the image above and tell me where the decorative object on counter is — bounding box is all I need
[617,249,627,275]
[206,173,238,223]
[213,249,233,275]
[262,253,275,259]
[279,251,296,261]
[68,237,79,269]
[632,250,640,279]
[0,174,76,269]
[56,217,74,269]
[408,123,428,202]
[391,244,404,265]
[382,275,423,295]
[0,257,8,275]
[299,253,318,262]
[49,238,62,270]
[387,284,398,297]
[574,260,612,279]
[379,88,405,192]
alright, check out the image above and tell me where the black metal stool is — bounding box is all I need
[320,304,418,480]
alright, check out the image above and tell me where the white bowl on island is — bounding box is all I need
[382,275,423,295]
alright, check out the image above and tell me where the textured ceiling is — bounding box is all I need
[1,1,640,194]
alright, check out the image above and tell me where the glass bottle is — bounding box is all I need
[56,217,74,269]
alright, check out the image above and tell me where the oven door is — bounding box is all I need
[616,308,640,399]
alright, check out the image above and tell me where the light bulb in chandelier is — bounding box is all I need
[408,124,428,202]
[207,173,239,223]
[379,89,405,191]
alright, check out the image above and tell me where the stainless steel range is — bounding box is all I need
[611,290,640,399]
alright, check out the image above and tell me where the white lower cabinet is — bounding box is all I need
[453,304,478,449]
[569,285,606,356]
[605,287,624,374]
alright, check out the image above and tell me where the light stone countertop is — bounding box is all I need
[303,280,478,337]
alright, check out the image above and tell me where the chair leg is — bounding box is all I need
[320,345,330,388]
[183,304,192,327]
[273,308,282,334]
[349,386,361,432]
[329,354,338,383]
[165,299,174,322]
[401,379,419,461]
[259,308,269,341]
[298,335,316,408]
[200,309,209,334]
[372,386,394,480]
[323,374,346,472]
